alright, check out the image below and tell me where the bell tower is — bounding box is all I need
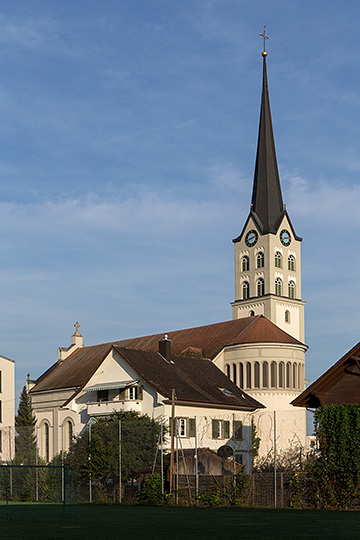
[231,39,305,342]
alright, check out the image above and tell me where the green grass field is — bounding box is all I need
[0,504,359,540]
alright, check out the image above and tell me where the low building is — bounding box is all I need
[30,325,264,471]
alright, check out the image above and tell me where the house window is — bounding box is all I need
[288,281,295,299]
[0,400,2,423]
[293,363,297,389]
[242,281,249,300]
[285,310,290,323]
[226,364,230,378]
[128,386,143,400]
[262,362,269,388]
[0,430,2,453]
[275,251,282,268]
[257,278,264,297]
[257,252,264,268]
[254,362,260,388]
[97,390,109,402]
[239,363,244,388]
[212,419,230,440]
[0,371,2,393]
[275,278,282,296]
[233,420,243,441]
[246,362,252,389]
[242,256,249,272]
[232,364,237,385]
[63,419,73,452]
[174,418,196,438]
[288,255,295,271]
[271,362,277,388]
[298,364,302,390]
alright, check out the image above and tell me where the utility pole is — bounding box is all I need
[169,389,176,494]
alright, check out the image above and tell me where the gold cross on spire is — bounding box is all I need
[259,25,270,56]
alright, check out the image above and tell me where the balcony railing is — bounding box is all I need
[87,400,142,416]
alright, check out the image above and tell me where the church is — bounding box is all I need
[29,45,308,466]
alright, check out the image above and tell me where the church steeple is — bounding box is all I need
[250,53,285,234]
[231,39,305,343]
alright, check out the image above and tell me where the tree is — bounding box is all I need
[309,403,360,509]
[14,385,37,464]
[65,411,162,498]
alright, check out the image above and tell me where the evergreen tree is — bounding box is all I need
[14,385,37,464]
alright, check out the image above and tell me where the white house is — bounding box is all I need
[29,325,264,472]
[0,354,15,462]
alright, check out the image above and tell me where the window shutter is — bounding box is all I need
[118,388,126,400]
[234,420,243,441]
[223,420,230,439]
[188,418,196,438]
[212,419,218,439]
[137,385,143,400]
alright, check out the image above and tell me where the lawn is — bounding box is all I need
[0,504,359,540]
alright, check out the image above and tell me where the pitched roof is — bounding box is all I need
[114,347,264,410]
[292,341,360,408]
[30,316,303,397]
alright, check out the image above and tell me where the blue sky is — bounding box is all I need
[0,1,360,403]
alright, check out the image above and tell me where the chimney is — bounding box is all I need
[159,334,171,360]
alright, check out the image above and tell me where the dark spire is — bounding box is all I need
[250,53,285,234]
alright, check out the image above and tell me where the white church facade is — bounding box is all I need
[29,48,308,466]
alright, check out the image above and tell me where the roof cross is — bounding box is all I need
[259,25,270,54]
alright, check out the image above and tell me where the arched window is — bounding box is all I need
[239,363,244,389]
[254,362,260,388]
[257,278,264,297]
[226,364,230,378]
[285,310,290,323]
[242,256,249,272]
[246,362,252,389]
[249,310,255,317]
[293,363,297,389]
[275,278,282,296]
[270,362,277,388]
[279,362,284,387]
[42,422,50,463]
[288,281,295,299]
[275,251,282,268]
[298,364,302,390]
[63,419,73,452]
[232,363,237,385]
[256,252,264,268]
[242,281,249,300]
[262,362,269,388]
[288,255,295,271]
[286,362,291,388]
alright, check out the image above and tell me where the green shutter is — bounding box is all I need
[212,419,218,439]
[137,385,143,400]
[234,420,243,441]
[118,388,126,400]
[188,418,196,438]
[223,420,230,439]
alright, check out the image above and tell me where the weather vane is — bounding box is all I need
[259,25,270,56]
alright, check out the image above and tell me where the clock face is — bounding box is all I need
[280,229,291,246]
[245,229,258,247]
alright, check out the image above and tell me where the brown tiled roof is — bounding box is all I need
[31,316,303,396]
[114,347,263,410]
[292,341,360,408]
